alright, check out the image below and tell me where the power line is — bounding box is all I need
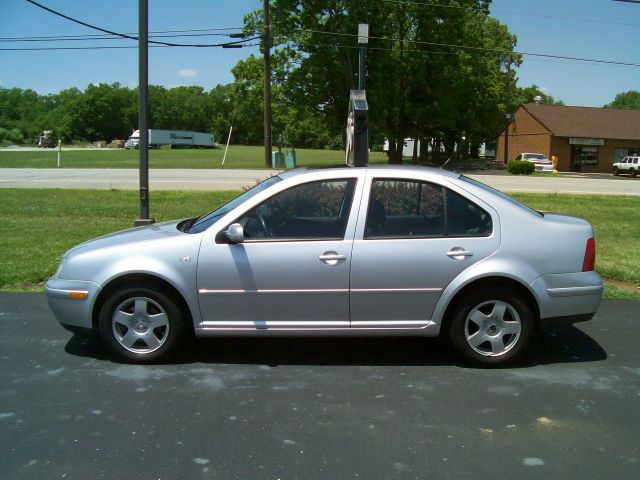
[24,0,258,48]
[288,28,640,67]
[379,0,640,28]
[0,32,242,43]
[0,43,260,52]
[0,27,252,43]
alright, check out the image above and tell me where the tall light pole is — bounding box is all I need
[500,55,512,164]
[135,0,153,226]
[263,0,272,168]
[358,23,368,90]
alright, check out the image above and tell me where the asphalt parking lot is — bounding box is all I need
[1,294,639,479]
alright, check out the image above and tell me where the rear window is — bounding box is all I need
[459,176,543,217]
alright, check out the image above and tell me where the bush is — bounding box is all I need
[507,160,535,175]
[0,127,25,145]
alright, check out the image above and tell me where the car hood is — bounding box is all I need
[67,220,186,255]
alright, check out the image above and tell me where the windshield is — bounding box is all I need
[186,175,282,234]
[460,176,543,217]
[526,154,547,161]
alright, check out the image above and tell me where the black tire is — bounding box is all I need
[613,167,619,176]
[98,285,189,364]
[448,287,535,367]
[631,169,637,178]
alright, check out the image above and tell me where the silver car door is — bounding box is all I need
[197,177,359,329]
[349,174,500,328]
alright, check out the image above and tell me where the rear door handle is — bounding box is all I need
[319,252,346,265]
[447,248,473,260]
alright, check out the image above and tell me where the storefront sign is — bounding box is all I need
[569,137,604,146]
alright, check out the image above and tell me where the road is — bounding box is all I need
[1,168,639,194]
[1,294,639,479]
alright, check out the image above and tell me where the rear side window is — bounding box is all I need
[365,179,492,239]
[446,189,492,237]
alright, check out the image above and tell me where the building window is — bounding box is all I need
[571,145,598,168]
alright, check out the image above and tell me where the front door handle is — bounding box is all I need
[447,248,473,260]
[319,252,346,265]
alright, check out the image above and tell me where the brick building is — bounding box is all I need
[496,103,640,173]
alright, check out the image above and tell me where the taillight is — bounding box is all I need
[582,238,595,272]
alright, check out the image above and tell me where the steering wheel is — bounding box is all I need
[256,212,272,237]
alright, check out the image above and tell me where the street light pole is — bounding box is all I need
[358,23,368,90]
[135,0,154,226]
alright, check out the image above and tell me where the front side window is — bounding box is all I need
[236,178,356,241]
[187,175,282,233]
[365,179,492,239]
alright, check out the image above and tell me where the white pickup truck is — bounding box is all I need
[613,156,639,178]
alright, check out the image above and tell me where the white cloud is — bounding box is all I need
[177,68,198,78]
[540,86,550,94]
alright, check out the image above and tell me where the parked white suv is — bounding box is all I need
[613,156,639,178]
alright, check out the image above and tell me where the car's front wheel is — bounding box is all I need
[449,287,535,367]
[98,285,189,363]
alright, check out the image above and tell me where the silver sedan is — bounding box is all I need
[46,166,603,366]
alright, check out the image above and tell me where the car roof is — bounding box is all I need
[279,164,461,180]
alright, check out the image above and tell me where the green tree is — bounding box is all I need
[68,83,136,141]
[604,91,640,110]
[511,85,564,110]
[245,0,518,162]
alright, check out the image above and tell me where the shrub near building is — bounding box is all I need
[507,160,535,175]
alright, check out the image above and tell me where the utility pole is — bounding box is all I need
[263,0,272,168]
[501,55,512,164]
[135,0,154,226]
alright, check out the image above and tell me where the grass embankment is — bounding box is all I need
[0,146,389,169]
[0,189,637,299]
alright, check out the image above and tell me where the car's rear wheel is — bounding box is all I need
[631,169,637,178]
[449,287,535,367]
[98,285,188,363]
[613,167,619,176]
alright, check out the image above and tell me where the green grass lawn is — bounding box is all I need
[0,146,389,169]
[0,189,637,299]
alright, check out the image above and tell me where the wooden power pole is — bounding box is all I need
[263,0,272,168]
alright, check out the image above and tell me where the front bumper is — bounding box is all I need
[535,164,554,173]
[530,271,603,327]
[45,278,101,330]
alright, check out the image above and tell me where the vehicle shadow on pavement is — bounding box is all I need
[65,324,606,368]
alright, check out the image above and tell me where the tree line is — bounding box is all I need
[2,0,636,160]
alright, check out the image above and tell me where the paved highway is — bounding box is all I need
[1,167,639,195]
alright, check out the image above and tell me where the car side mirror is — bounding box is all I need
[225,223,245,243]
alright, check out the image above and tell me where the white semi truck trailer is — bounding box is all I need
[124,129,215,149]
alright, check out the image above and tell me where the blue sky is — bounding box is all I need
[1,0,638,107]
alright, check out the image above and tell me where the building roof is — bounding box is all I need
[521,103,640,140]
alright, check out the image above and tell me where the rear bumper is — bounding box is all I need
[531,271,603,327]
[45,278,100,330]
